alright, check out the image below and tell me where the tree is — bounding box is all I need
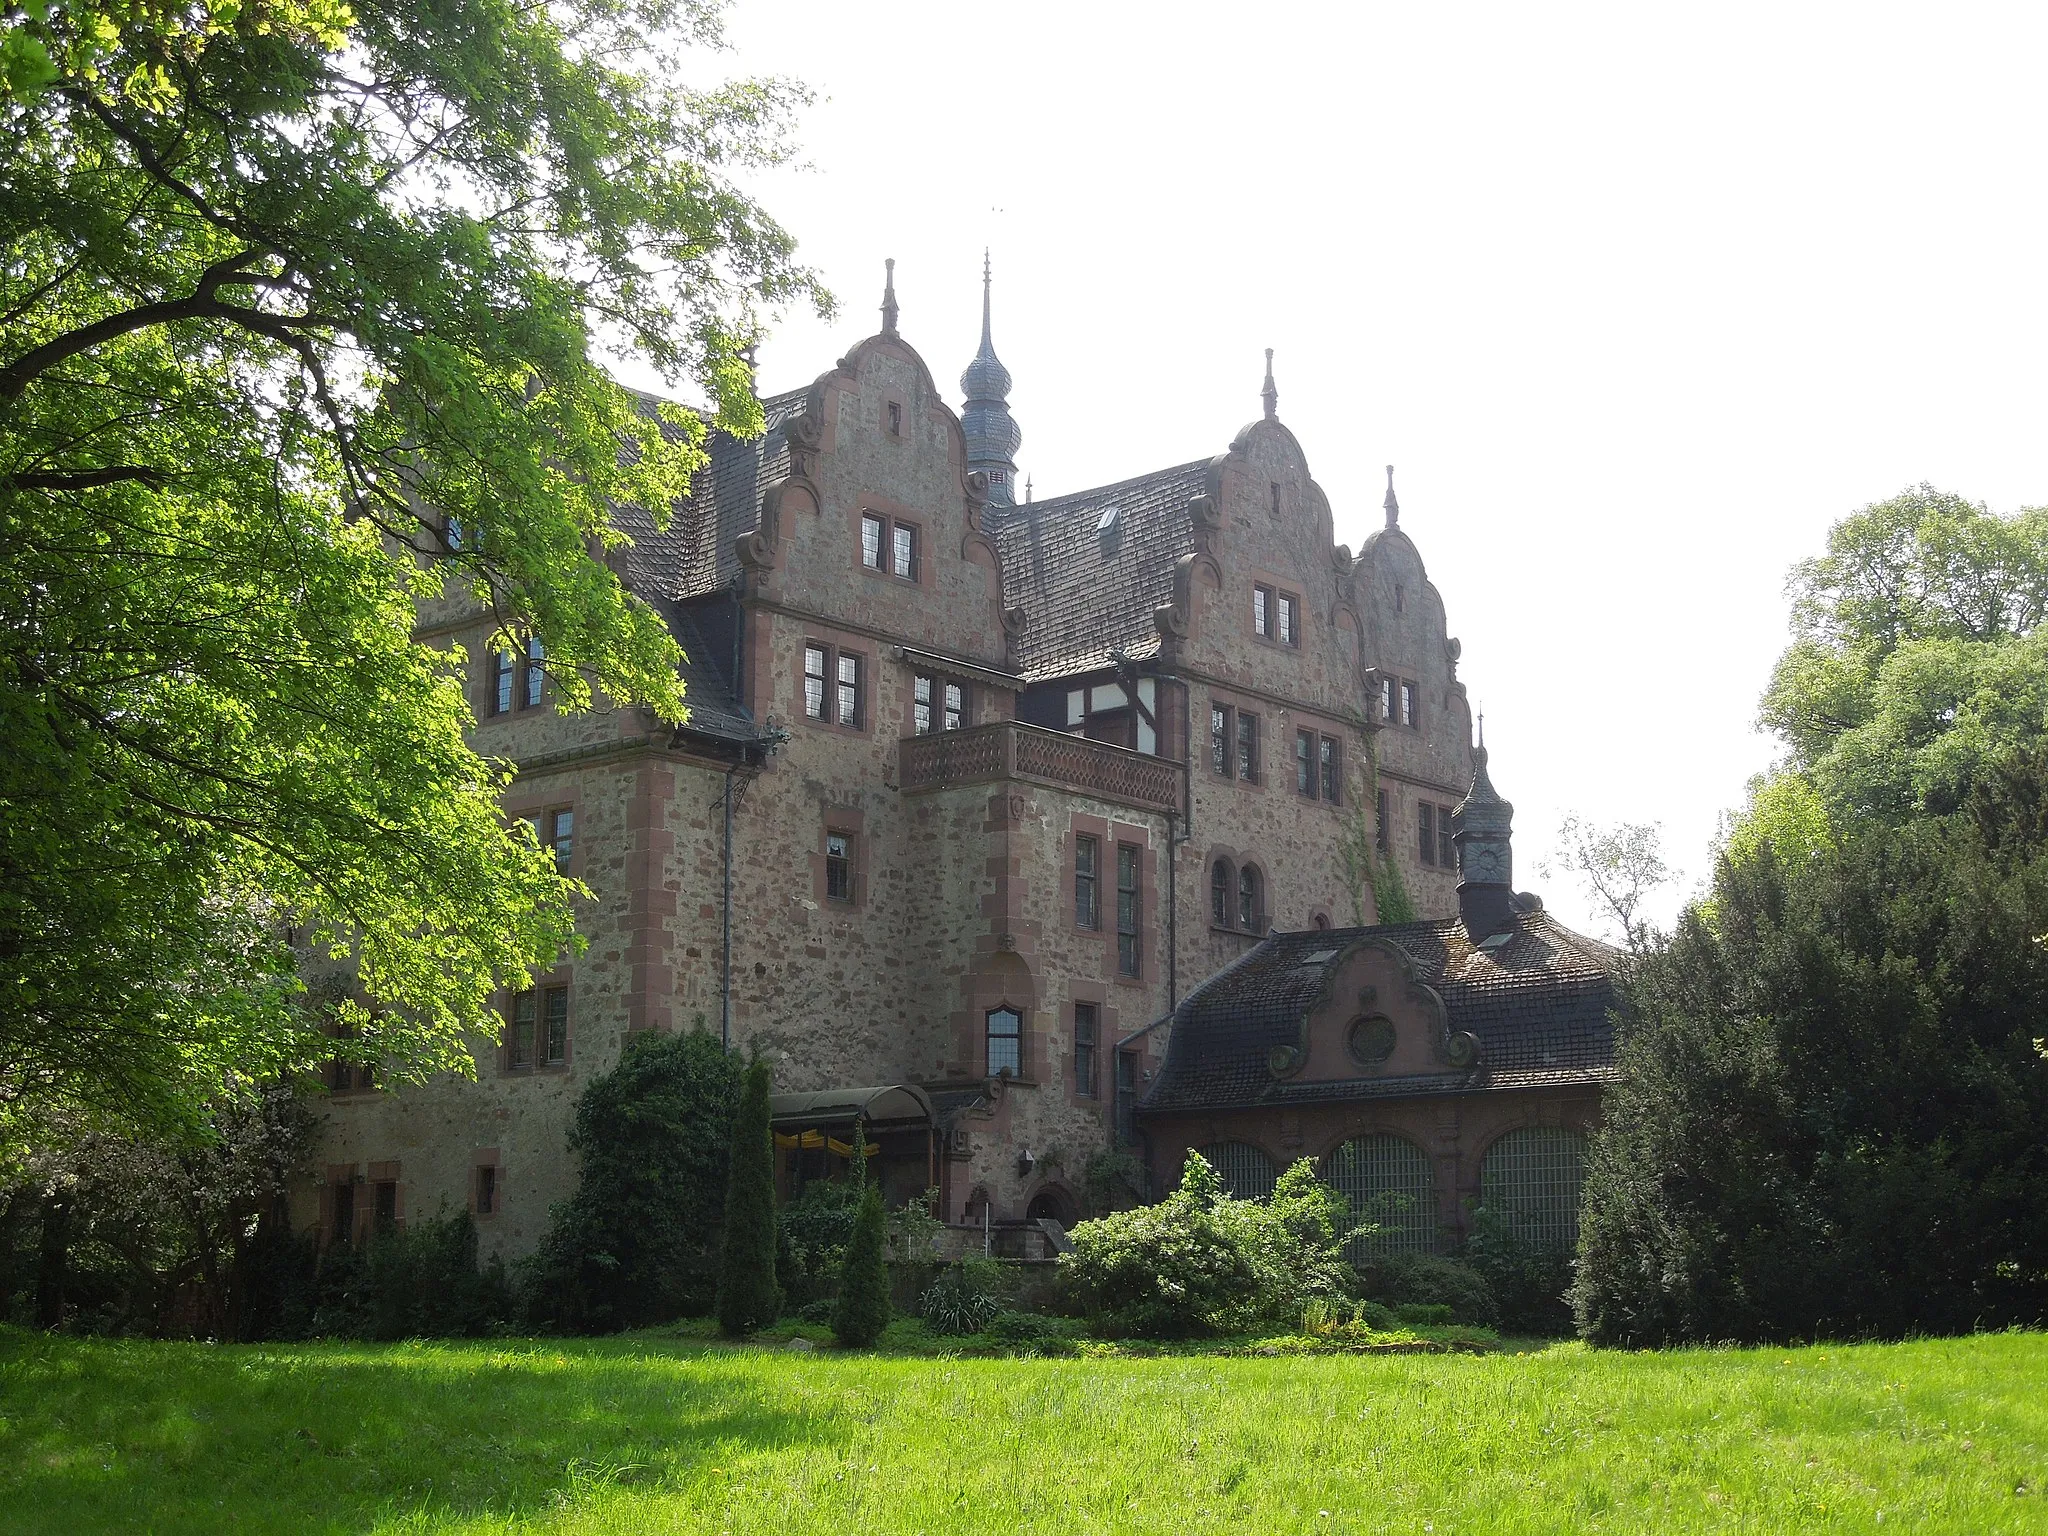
[0,0,824,1139]
[1539,814,1676,952]
[523,1028,740,1332]
[1572,747,2048,1346]
[715,1055,779,1336]
[1752,486,2048,831]
[830,1127,889,1347]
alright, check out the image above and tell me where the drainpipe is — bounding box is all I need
[721,762,735,1050]
[1166,813,1177,1009]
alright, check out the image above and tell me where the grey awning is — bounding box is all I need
[768,1084,935,1127]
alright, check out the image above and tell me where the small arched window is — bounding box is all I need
[1210,858,1232,927]
[1238,865,1261,929]
[1311,911,1331,931]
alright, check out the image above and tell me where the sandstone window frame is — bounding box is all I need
[516,805,575,875]
[1419,801,1437,866]
[1438,803,1456,868]
[1073,1000,1099,1098]
[824,828,856,904]
[503,981,571,1073]
[1116,841,1143,979]
[1321,735,1343,804]
[1295,728,1316,796]
[859,508,921,584]
[1236,710,1260,784]
[1253,583,1272,639]
[912,671,968,735]
[802,640,865,731]
[1210,856,1232,927]
[522,635,546,710]
[1211,702,1232,777]
[485,635,547,718]
[1074,832,1100,929]
[985,1004,1023,1078]
[472,1151,500,1219]
[1237,862,1265,931]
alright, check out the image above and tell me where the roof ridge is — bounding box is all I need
[1002,457,1211,515]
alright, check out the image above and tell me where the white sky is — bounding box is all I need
[649,0,2048,940]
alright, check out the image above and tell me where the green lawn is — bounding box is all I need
[1,1328,2042,1534]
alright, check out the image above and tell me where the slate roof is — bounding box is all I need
[609,386,808,603]
[1140,909,1621,1116]
[988,460,1210,681]
[665,600,754,743]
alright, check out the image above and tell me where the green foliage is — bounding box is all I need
[1060,1151,1355,1339]
[1749,486,2048,833]
[918,1258,1008,1336]
[525,1030,740,1334]
[1371,854,1420,926]
[1574,747,2048,1346]
[714,1057,779,1337]
[830,1173,890,1348]
[313,1213,513,1341]
[1355,1252,1499,1329]
[775,1179,858,1311]
[0,1084,313,1336]
[0,0,825,1139]
[1080,1149,1147,1215]
[1461,1205,1571,1335]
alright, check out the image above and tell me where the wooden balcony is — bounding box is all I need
[898,721,1182,816]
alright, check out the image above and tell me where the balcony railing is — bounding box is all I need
[899,721,1182,815]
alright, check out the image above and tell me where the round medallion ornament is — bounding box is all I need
[1347,1015,1396,1066]
[1267,1044,1303,1078]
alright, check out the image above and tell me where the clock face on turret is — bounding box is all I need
[1461,840,1510,886]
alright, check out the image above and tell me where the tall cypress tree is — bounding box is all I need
[832,1124,891,1347]
[715,1057,781,1336]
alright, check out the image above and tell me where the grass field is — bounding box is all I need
[1,1327,2042,1535]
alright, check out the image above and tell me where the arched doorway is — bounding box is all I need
[1025,1186,1077,1226]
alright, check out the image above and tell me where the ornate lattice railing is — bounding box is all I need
[898,721,1182,815]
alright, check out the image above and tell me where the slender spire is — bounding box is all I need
[960,249,1021,507]
[1383,464,1400,528]
[881,257,899,336]
[1261,348,1278,421]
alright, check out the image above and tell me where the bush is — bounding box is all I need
[776,1180,859,1311]
[1463,1204,1573,1335]
[716,1057,781,1337]
[830,1176,890,1347]
[1060,1151,1354,1338]
[524,1028,740,1333]
[920,1259,1007,1336]
[316,1213,513,1340]
[1358,1253,1499,1328]
[1393,1302,1454,1327]
[985,1309,1071,1351]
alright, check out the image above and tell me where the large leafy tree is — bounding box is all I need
[0,0,822,1140]
[1752,486,2048,836]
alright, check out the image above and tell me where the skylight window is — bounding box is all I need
[1097,505,1121,556]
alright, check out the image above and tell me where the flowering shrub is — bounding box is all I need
[1059,1151,1355,1338]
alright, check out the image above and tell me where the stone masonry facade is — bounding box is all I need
[302,268,1492,1261]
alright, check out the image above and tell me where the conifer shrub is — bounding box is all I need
[830,1133,890,1347]
[1356,1252,1499,1329]
[1572,748,2048,1345]
[524,1028,740,1333]
[715,1057,781,1337]
[776,1178,859,1311]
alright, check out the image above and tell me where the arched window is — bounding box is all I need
[985,1006,1022,1077]
[1237,864,1261,929]
[1210,858,1232,927]
[1196,1140,1278,1201]
[1480,1127,1588,1253]
[1323,1134,1438,1260]
[1311,911,1331,931]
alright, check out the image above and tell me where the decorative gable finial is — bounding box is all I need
[1261,348,1278,421]
[881,257,899,336]
[1384,464,1400,528]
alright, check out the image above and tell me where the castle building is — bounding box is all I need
[304,264,1616,1261]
